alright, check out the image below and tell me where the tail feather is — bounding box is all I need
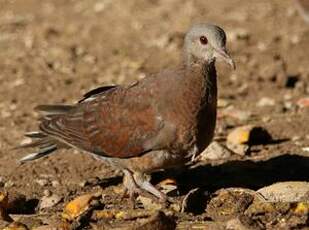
[24,131,47,139]
[35,104,74,116]
[18,104,75,163]
[19,144,57,163]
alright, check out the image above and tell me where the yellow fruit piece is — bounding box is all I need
[114,211,125,219]
[294,202,309,214]
[227,126,251,144]
[95,210,115,219]
[62,193,96,221]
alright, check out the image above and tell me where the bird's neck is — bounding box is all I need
[183,60,217,106]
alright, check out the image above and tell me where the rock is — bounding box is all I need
[217,99,230,108]
[283,101,293,111]
[199,141,233,161]
[302,147,309,153]
[243,198,308,229]
[39,194,62,210]
[51,180,60,187]
[206,188,254,222]
[62,192,102,221]
[134,211,176,230]
[226,144,249,156]
[256,97,275,107]
[297,97,309,108]
[137,196,163,211]
[226,125,272,155]
[4,181,14,188]
[257,181,309,202]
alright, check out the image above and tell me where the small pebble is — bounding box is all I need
[257,182,309,202]
[257,97,275,107]
[35,179,49,187]
[39,194,62,210]
[200,141,233,160]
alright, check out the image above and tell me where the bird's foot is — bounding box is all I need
[122,170,168,208]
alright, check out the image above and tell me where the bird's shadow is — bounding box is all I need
[154,153,309,194]
[91,153,308,200]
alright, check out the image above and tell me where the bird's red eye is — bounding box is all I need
[200,36,208,45]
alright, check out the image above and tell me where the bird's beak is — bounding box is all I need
[214,48,236,70]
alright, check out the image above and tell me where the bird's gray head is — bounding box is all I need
[184,23,235,69]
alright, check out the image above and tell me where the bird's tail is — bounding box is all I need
[17,104,74,163]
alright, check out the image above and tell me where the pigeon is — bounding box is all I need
[18,23,235,204]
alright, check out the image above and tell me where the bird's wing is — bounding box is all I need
[38,83,168,158]
[78,85,118,103]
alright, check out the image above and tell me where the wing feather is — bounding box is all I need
[37,84,163,158]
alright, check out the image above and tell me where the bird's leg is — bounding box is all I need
[122,170,168,207]
[122,169,142,208]
[133,172,168,204]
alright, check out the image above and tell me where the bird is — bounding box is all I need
[18,23,235,205]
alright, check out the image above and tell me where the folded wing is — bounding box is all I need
[38,85,162,158]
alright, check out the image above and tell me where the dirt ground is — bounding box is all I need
[0,0,308,229]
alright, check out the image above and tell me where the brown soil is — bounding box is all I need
[0,0,308,229]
